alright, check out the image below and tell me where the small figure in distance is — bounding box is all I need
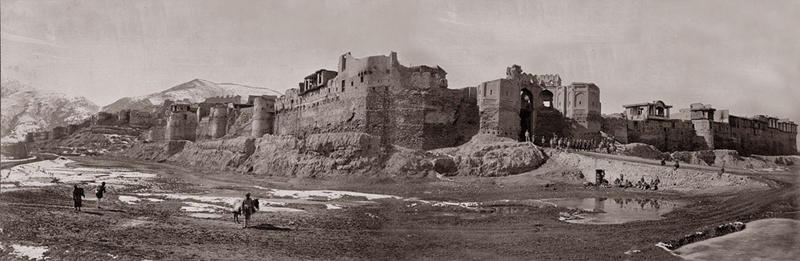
[73,184,85,212]
[96,182,106,209]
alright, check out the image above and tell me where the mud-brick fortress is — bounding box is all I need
[22,52,798,156]
[601,101,798,155]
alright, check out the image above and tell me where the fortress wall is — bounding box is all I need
[209,107,228,138]
[129,110,153,127]
[477,79,521,139]
[0,142,30,159]
[165,111,198,141]
[625,119,706,151]
[274,85,369,138]
[51,126,67,140]
[274,69,478,150]
[711,119,797,156]
[421,87,479,149]
[146,125,166,142]
[93,112,117,126]
[600,117,628,143]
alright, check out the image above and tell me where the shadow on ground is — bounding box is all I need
[249,223,291,231]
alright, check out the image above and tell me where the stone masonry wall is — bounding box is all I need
[625,119,707,151]
[707,120,797,156]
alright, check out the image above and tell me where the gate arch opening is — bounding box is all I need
[520,89,534,141]
[541,89,553,108]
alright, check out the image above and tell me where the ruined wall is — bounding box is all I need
[225,107,253,138]
[625,119,707,151]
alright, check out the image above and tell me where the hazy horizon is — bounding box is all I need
[2,0,799,121]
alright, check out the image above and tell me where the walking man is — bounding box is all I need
[73,184,85,212]
[96,182,106,209]
[241,193,255,228]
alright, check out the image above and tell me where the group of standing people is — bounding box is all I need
[532,134,618,153]
[72,182,106,212]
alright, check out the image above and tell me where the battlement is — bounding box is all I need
[535,74,562,87]
[170,104,193,113]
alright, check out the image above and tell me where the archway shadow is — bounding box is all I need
[249,223,291,231]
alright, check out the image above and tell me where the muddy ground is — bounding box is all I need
[1,155,798,260]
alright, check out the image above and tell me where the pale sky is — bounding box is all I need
[2,0,799,122]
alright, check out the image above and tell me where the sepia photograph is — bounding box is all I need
[1,0,798,260]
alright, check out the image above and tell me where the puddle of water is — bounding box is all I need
[189,213,224,219]
[1,159,156,191]
[120,219,150,228]
[266,188,399,201]
[181,202,228,212]
[138,193,306,214]
[9,243,49,260]
[325,204,342,210]
[260,206,306,212]
[543,197,686,224]
[138,193,240,207]
[118,195,140,205]
[673,218,800,261]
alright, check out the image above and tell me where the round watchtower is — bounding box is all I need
[251,96,275,137]
[209,105,229,138]
[165,104,198,141]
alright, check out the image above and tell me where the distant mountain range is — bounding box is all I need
[1,79,282,143]
[102,79,281,112]
[1,80,99,143]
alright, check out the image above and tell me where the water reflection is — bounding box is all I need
[543,197,686,225]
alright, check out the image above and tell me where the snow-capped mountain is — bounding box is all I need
[1,80,99,142]
[102,79,281,112]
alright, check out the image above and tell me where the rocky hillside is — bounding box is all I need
[121,132,549,178]
[102,79,281,112]
[1,80,99,142]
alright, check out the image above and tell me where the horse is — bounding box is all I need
[232,198,260,224]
